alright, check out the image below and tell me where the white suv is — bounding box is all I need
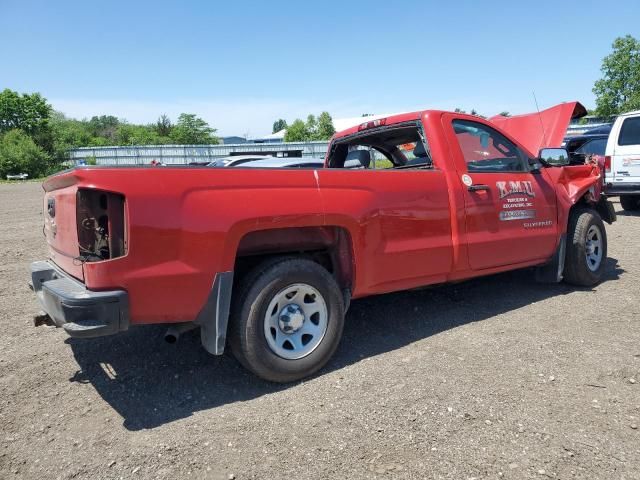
[605,111,640,210]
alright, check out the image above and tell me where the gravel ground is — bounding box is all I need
[1,181,639,480]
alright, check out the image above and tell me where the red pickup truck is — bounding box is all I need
[31,102,616,382]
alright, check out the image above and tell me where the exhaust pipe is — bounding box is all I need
[164,322,198,344]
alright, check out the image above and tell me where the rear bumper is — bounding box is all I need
[30,260,129,338]
[604,183,640,195]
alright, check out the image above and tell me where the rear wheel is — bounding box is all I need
[620,195,640,211]
[563,209,607,286]
[229,257,345,383]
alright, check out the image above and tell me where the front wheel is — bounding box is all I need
[229,257,345,383]
[563,209,607,286]
[620,195,640,211]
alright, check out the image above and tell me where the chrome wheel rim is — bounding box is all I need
[585,225,603,272]
[264,283,328,360]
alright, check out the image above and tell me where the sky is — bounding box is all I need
[1,0,639,137]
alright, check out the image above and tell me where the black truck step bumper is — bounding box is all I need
[30,261,129,338]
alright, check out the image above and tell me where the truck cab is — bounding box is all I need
[326,113,564,272]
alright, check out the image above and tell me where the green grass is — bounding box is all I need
[374,158,394,169]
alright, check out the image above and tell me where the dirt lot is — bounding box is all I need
[1,181,639,480]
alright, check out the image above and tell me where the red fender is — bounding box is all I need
[544,164,602,234]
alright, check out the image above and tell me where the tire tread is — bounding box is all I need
[563,208,606,286]
[228,256,344,382]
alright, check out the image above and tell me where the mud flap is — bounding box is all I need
[535,235,566,283]
[342,288,352,312]
[596,197,617,225]
[194,271,234,355]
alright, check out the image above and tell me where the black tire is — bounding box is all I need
[229,257,345,383]
[563,208,607,286]
[620,195,640,211]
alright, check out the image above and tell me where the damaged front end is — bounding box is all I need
[490,101,615,226]
[489,102,587,155]
[545,162,617,229]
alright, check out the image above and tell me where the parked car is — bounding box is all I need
[564,133,609,165]
[6,173,29,180]
[562,124,612,147]
[583,124,613,135]
[602,111,640,210]
[207,155,273,167]
[30,101,615,382]
[242,157,325,168]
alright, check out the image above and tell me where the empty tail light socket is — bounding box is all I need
[76,189,127,262]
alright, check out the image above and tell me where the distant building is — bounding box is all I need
[569,114,614,127]
[221,130,287,145]
[220,136,248,144]
[250,129,286,144]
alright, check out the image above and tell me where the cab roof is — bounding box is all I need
[332,102,587,157]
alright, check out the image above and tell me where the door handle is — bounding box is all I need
[467,184,490,192]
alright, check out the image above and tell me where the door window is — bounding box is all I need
[618,117,640,146]
[453,120,528,172]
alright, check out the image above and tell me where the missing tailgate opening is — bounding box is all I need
[76,189,126,262]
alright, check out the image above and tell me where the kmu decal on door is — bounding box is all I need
[496,180,536,221]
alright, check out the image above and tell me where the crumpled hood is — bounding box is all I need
[489,102,587,156]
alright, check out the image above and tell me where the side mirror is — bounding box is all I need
[539,148,570,167]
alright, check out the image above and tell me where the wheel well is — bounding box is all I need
[234,226,354,291]
[569,193,615,225]
[568,197,591,219]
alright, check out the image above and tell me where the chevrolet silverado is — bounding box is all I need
[30,102,616,382]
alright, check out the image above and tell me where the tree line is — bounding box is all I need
[0,88,219,178]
